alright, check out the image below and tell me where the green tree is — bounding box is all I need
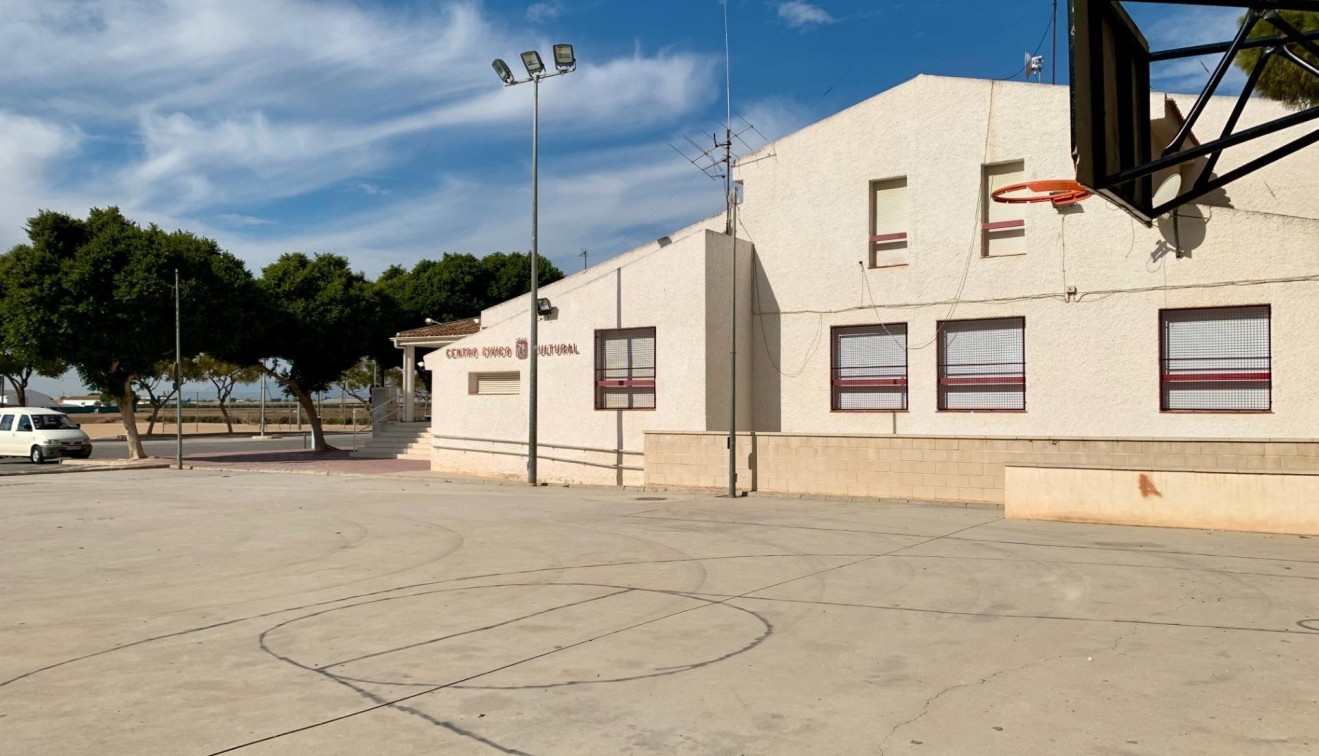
[134,360,180,435]
[379,251,565,329]
[0,249,69,407]
[1236,11,1319,109]
[0,208,262,458]
[254,253,393,451]
[193,354,262,433]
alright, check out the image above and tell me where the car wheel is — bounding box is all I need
[30,446,46,464]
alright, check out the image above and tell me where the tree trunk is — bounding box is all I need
[147,405,161,434]
[290,383,331,452]
[218,399,234,433]
[120,379,147,459]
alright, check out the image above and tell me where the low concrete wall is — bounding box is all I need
[1005,465,1319,535]
[643,431,1319,505]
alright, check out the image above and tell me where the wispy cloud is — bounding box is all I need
[777,1,837,29]
[0,0,721,275]
[526,2,561,23]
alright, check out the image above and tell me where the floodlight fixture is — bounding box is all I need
[553,44,575,71]
[492,58,516,85]
[521,50,545,76]
[536,298,553,316]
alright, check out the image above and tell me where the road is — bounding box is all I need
[0,432,369,471]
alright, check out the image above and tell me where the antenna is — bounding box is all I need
[578,248,588,271]
[1025,52,1045,82]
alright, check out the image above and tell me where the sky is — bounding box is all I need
[1,0,1247,397]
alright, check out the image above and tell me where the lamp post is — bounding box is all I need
[492,43,576,486]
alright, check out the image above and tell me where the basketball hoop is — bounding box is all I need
[991,179,1092,207]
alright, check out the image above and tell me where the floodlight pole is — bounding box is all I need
[174,269,183,470]
[495,50,574,486]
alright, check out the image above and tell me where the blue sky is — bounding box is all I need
[2,0,1246,396]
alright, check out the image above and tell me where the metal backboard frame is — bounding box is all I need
[1070,0,1319,224]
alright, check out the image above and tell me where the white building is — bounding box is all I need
[421,76,1319,533]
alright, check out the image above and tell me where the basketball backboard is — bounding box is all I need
[1069,0,1319,224]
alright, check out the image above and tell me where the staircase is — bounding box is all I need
[352,422,431,461]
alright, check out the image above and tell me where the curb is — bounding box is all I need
[1,460,173,476]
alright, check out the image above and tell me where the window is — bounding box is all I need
[0,415,11,431]
[16,415,32,432]
[595,327,656,410]
[831,324,908,411]
[938,317,1026,411]
[1161,306,1271,412]
[982,160,1026,257]
[469,372,520,396]
[869,177,909,267]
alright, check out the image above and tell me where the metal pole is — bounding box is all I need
[175,269,183,470]
[528,74,540,486]
[1051,0,1058,85]
[728,188,738,498]
[259,374,266,436]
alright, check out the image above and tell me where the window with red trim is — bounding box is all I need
[832,324,908,411]
[938,317,1026,410]
[870,177,908,267]
[595,327,656,410]
[1161,306,1271,411]
[982,160,1026,257]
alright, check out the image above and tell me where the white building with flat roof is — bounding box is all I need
[422,75,1319,532]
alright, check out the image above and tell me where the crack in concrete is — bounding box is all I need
[878,668,1014,754]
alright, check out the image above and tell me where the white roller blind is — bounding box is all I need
[596,328,656,409]
[833,325,908,411]
[939,318,1025,410]
[871,177,909,267]
[983,160,1026,256]
[473,372,520,395]
[1162,306,1270,411]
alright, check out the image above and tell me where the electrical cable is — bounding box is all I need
[998,6,1058,81]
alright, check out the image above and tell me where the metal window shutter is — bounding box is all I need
[1163,306,1270,410]
[940,318,1025,410]
[475,372,520,395]
[597,328,656,409]
[984,161,1026,256]
[834,325,907,410]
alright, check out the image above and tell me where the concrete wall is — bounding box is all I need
[644,431,1319,505]
[425,229,751,486]
[737,75,1319,440]
[1005,465,1319,536]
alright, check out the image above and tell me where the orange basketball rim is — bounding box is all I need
[991,179,1093,207]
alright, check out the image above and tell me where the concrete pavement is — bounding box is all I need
[1,470,1317,755]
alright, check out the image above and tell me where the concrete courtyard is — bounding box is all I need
[2,470,1317,755]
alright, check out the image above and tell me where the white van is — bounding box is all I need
[0,408,93,463]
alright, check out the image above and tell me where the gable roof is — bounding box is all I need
[393,317,480,339]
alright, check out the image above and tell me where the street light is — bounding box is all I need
[492,43,576,486]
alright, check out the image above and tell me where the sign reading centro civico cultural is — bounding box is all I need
[444,338,581,360]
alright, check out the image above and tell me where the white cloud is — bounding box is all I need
[526,3,561,23]
[217,214,276,226]
[0,0,722,270]
[777,1,837,29]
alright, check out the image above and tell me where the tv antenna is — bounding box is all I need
[578,248,588,271]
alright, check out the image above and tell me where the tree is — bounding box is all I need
[0,208,262,459]
[1236,11,1319,109]
[134,361,180,435]
[193,355,261,433]
[379,251,565,330]
[0,253,68,407]
[254,253,393,452]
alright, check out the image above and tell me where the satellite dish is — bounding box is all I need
[1153,173,1183,209]
[1025,52,1045,81]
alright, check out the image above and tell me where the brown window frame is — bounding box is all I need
[1159,305,1272,413]
[937,316,1027,412]
[594,327,657,411]
[830,323,910,412]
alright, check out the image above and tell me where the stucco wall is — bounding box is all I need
[425,229,751,486]
[1005,465,1319,536]
[736,75,1319,440]
[644,431,1319,505]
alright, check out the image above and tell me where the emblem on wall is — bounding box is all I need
[516,338,529,360]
